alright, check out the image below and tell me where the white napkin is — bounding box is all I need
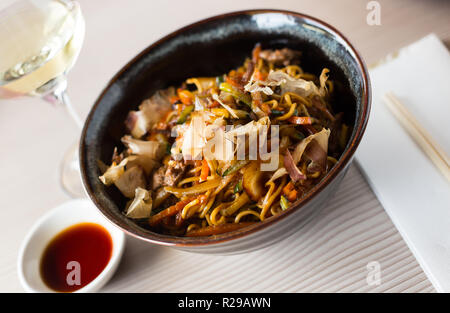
[356,33,450,292]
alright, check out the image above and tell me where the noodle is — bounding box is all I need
[187,223,200,232]
[260,176,287,221]
[210,204,226,225]
[270,203,283,216]
[276,102,297,121]
[199,194,216,218]
[181,199,200,219]
[235,209,261,223]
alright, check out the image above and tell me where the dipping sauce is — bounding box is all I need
[40,222,113,292]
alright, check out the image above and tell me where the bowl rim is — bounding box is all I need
[80,9,371,247]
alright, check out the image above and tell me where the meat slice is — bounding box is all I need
[152,166,166,190]
[241,60,255,85]
[151,160,187,190]
[259,48,301,66]
[164,160,187,186]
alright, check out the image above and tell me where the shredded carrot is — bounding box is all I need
[225,70,245,89]
[288,116,312,125]
[208,100,221,108]
[148,198,194,227]
[254,68,267,81]
[261,101,272,114]
[283,181,294,195]
[200,159,210,182]
[286,189,298,202]
[282,182,298,202]
[177,88,194,105]
[169,95,180,104]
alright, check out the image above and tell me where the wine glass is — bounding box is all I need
[0,0,86,197]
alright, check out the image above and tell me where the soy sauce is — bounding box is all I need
[40,222,113,292]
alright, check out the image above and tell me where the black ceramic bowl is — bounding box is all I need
[80,9,370,254]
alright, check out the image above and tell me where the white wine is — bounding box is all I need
[0,1,87,197]
[0,0,85,98]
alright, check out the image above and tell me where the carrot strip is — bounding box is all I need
[288,116,312,125]
[177,88,194,105]
[149,198,194,227]
[169,95,180,104]
[185,222,255,237]
[286,189,298,202]
[254,68,267,81]
[283,181,298,202]
[283,181,294,195]
[200,160,209,182]
[261,101,272,114]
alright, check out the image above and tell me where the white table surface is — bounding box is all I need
[1,0,448,292]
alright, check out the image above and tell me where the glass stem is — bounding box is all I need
[42,76,83,130]
[57,90,83,129]
[41,76,86,198]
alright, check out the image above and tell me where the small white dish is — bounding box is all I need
[18,199,126,293]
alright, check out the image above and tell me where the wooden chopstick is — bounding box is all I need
[384,91,450,183]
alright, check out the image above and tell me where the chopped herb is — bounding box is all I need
[177,105,194,124]
[234,180,243,193]
[222,160,249,176]
[216,75,225,85]
[280,195,289,211]
[219,82,252,106]
[271,110,285,117]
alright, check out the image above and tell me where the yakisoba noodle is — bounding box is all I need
[98,45,350,237]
